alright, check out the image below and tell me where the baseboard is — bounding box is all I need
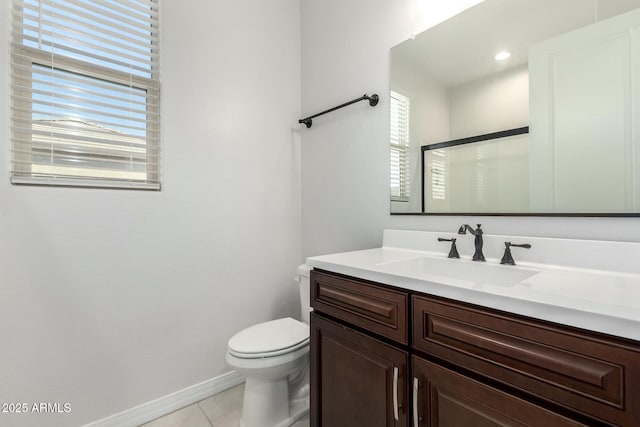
[82,371,245,427]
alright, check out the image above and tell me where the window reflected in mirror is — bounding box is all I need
[390,91,410,203]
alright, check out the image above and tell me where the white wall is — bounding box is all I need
[301,0,640,260]
[449,64,529,138]
[0,1,301,426]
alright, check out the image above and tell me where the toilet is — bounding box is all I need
[226,264,312,427]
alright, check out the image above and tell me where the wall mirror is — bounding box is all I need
[389,0,640,215]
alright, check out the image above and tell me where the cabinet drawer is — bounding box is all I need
[311,270,408,344]
[413,296,640,426]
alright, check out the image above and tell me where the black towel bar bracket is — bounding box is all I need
[298,93,379,128]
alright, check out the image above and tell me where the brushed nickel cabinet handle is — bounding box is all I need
[413,377,420,427]
[393,366,399,421]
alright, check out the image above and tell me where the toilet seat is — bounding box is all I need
[228,317,310,359]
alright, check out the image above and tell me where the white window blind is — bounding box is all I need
[11,0,160,189]
[430,149,446,200]
[390,91,410,202]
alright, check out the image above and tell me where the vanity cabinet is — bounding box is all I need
[310,270,409,426]
[310,269,640,427]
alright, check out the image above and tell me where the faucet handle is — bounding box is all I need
[438,237,460,259]
[500,242,531,265]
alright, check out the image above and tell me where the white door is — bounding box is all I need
[529,8,640,212]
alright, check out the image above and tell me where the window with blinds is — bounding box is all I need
[390,91,410,202]
[11,0,160,189]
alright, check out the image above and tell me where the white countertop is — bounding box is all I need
[306,230,640,342]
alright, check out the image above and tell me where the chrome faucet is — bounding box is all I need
[458,224,485,261]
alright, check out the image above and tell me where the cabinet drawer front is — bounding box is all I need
[413,296,640,426]
[311,270,408,344]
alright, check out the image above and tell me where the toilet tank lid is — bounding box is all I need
[228,317,309,355]
[297,264,312,277]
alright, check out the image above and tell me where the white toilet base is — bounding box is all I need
[239,407,308,427]
[239,376,309,427]
[283,396,310,427]
[239,405,308,427]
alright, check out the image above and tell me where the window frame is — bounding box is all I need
[10,0,160,190]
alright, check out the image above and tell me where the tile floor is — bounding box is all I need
[140,383,310,427]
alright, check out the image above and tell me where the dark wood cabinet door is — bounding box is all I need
[412,356,587,427]
[311,313,408,427]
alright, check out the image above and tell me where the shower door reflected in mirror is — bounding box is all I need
[422,128,529,214]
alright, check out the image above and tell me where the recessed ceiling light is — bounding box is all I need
[494,51,511,61]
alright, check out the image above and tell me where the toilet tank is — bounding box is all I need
[297,264,312,324]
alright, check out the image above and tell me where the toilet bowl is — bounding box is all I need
[225,265,312,427]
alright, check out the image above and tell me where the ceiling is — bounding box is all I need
[391,0,599,88]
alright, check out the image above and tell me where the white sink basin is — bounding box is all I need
[379,256,540,287]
